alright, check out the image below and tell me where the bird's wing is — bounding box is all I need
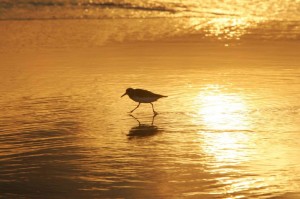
[134,89,162,98]
[134,89,154,97]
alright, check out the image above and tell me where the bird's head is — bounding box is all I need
[121,88,134,98]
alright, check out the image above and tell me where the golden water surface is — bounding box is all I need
[0,8,300,198]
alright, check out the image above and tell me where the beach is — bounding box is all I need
[1,1,300,198]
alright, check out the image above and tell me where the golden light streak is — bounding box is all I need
[194,86,250,131]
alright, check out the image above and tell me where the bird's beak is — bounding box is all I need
[121,93,127,98]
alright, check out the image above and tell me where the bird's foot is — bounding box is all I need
[153,111,158,116]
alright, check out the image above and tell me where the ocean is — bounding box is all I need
[0,0,300,198]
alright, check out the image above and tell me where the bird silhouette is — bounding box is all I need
[121,88,167,115]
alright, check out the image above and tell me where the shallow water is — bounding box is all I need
[1,31,300,198]
[1,1,300,195]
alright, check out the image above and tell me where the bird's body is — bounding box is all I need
[121,88,167,114]
[126,88,166,103]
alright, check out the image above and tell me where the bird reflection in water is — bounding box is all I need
[127,114,161,139]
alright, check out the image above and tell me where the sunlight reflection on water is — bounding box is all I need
[187,17,262,40]
[194,84,250,131]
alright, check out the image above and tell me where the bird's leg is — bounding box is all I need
[130,103,140,113]
[150,103,158,115]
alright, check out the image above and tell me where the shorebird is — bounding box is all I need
[121,88,167,115]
